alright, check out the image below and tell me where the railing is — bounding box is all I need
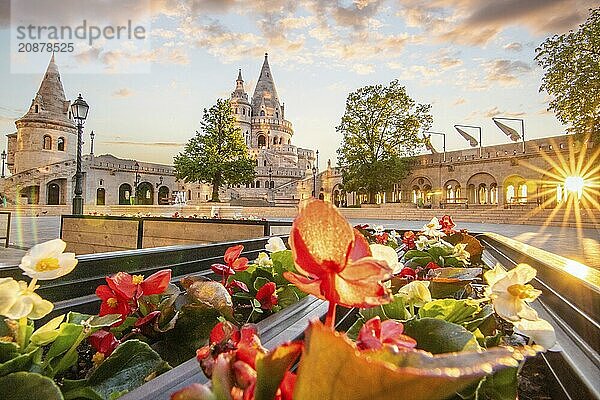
[0,211,10,247]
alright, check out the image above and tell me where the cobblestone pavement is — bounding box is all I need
[0,216,598,269]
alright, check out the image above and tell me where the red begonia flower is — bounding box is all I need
[106,272,137,299]
[426,261,441,270]
[229,280,250,293]
[96,284,131,323]
[255,282,278,310]
[89,330,120,356]
[402,231,416,250]
[440,215,455,234]
[375,232,389,244]
[139,270,171,295]
[283,200,393,309]
[212,263,235,276]
[224,245,250,272]
[399,267,417,279]
[356,316,417,351]
[134,310,161,327]
[106,269,171,299]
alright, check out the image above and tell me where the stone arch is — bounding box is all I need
[19,185,40,204]
[96,188,106,205]
[119,183,132,205]
[467,173,497,205]
[443,179,461,203]
[257,134,266,148]
[137,182,154,205]
[408,176,433,205]
[503,174,536,205]
[47,178,66,205]
[158,186,170,205]
[332,183,345,207]
[57,137,65,151]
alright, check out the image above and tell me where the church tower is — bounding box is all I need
[230,69,252,147]
[10,55,76,174]
[249,53,293,149]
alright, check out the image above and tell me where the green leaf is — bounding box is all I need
[254,342,302,400]
[88,315,122,328]
[0,348,40,377]
[404,250,430,259]
[406,256,434,267]
[277,286,299,309]
[272,250,296,275]
[403,318,480,354]
[427,245,452,261]
[253,277,270,291]
[359,306,387,321]
[45,323,83,362]
[66,312,92,325]
[0,342,19,363]
[63,340,171,400]
[418,299,481,325]
[0,372,63,400]
[477,367,518,400]
[293,321,529,400]
[430,268,483,280]
[382,294,410,320]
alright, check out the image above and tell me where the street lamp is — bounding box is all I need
[424,131,446,162]
[1,150,6,178]
[134,162,141,203]
[492,117,525,153]
[70,94,89,214]
[89,130,95,155]
[454,124,482,158]
[268,167,273,201]
[312,166,317,198]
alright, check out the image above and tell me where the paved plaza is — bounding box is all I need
[0,215,598,269]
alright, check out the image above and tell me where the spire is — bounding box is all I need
[231,68,248,103]
[237,68,243,82]
[18,54,73,126]
[251,52,281,118]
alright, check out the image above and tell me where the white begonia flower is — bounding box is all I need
[415,235,430,251]
[513,318,557,350]
[370,244,402,274]
[489,264,541,321]
[19,239,78,280]
[451,243,471,264]
[255,252,273,267]
[389,230,399,239]
[374,225,385,234]
[265,237,287,253]
[422,217,445,238]
[397,280,432,307]
[0,279,53,320]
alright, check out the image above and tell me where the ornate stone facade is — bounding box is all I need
[312,137,599,209]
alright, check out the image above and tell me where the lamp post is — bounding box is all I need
[268,167,273,201]
[134,161,141,204]
[316,149,319,171]
[1,150,6,178]
[312,166,317,198]
[454,124,482,158]
[492,117,525,153]
[90,130,95,155]
[70,94,89,214]
[424,131,446,162]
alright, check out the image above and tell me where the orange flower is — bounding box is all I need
[283,200,392,320]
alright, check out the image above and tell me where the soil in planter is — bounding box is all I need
[55,342,95,385]
[517,356,553,400]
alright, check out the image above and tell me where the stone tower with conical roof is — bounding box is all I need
[230,69,252,147]
[10,54,76,174]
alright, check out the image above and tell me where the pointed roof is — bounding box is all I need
[18,54,74,127]
[251,53,281,117]
[231,69,249,103]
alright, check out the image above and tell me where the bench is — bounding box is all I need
[440,198,468,209]
[505,197,540,208]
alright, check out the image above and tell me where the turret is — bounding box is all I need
[11,54,76,174]
[230,69,251,147]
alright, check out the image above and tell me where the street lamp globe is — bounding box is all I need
[71,94,89,122]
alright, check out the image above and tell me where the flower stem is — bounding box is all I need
[50,327,88,378]
[16,317,28,351]
[325,302,336,329]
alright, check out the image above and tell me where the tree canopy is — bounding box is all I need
[336,80,432,203]
[174,99,255,202]
[535,7,600,142]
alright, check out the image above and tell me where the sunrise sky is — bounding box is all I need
[0,0,596,168]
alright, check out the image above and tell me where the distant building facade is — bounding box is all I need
[311,137,599,209]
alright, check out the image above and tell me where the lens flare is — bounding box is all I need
[564,176,585,199]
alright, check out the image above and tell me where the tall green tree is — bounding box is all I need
[174,99,255,202]
[336,80,432,203]
[535,7,600,142]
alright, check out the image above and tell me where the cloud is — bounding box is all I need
[483,59,531,84]
[482,107,525,118]
[351,63,375,75]
[112,88,134,97]
[453,97,466,106]
[503,42,523,52]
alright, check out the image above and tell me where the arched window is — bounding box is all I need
[506,185,515,203]
[273,137,278,145]
[263,160,267,166]
[57,137,65,151]
[43,135,52,150]
[242,108,246,115]
[34,105,39,113]
[260,110,265,116]
[235,108,238,114]
[256,181,261,188]
[275,112,279,119]
[519,184,527,202]
[258,135,266,148]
